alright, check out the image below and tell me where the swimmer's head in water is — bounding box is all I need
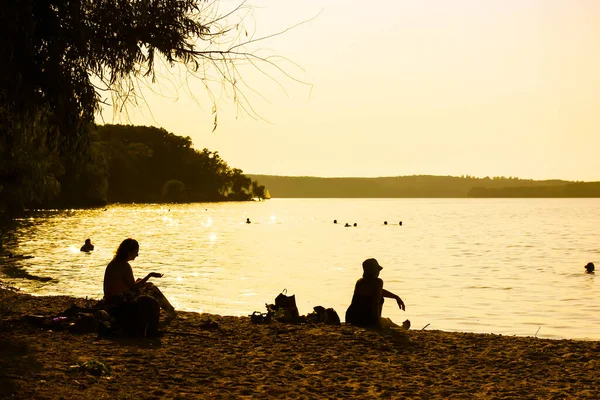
[585,262,595,273]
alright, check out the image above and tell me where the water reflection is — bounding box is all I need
[1,259,53,282]
[1,199,599,340]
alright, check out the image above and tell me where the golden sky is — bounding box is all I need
[99,0,600,181]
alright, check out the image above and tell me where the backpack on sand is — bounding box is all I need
[126,295,160,337]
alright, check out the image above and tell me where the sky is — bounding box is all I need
[98,0,600,181]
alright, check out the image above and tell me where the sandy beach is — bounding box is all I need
[1,285,599,399]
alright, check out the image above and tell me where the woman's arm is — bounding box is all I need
[382,288,405,311]
[133,272,163,288]
[122,261,163,289]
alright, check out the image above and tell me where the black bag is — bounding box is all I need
[274,289,300,322]
[250,311,271,324]
[308,306,341,325]
[323,308,341,325]
[126,295,160,337]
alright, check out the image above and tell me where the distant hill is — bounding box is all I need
[247,175,600,198]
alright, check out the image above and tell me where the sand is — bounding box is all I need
[1,285,599,399]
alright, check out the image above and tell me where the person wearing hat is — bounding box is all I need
[345,258,405,328]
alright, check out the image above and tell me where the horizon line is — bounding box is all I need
[245,173,598,182]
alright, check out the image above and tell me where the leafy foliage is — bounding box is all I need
[1,0,274,214]
[162,180,187,202]
[90,124,261,203]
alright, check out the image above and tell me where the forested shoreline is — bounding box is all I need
[72,124,266,206]
[247,174,600,198]
[1,0,276,218]
[0,124,266,215]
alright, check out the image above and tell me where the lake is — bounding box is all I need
[1,198,599,340]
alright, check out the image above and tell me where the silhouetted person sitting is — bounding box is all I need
[80,238,94,252]
[585,262,595,274]
[103,238,176,331]
[246,218,251,224]
[346,258,405,329]
[353,223,357,227]
[333,220,338,224]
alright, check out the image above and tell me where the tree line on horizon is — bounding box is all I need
[247,174,600,198]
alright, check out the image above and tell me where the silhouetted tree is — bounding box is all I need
[226,168,252,200]
[162,180,187,203]
[251,180,266,199]
[90,124,254,203]
[1,0,287,214]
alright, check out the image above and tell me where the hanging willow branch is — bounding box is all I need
[0,0,311,212]
[1,0,308,152]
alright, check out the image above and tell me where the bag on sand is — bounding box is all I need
[250,311,271,324]
[125,295,161,337]
[307,306,341,325]
[273,289,300,323]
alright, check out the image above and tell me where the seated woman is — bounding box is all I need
[345,258,405,329]
[103,238,176,325]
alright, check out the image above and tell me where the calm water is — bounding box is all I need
[2,198,599,340]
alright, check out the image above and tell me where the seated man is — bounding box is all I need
[80,239,94,252]
[345,258,405,329]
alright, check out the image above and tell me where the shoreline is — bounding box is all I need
[3,277,597,343]
[1,286,599,399]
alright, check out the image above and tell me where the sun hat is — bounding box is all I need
[362,258,383,273]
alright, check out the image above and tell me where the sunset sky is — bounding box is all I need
[99,0,600,181]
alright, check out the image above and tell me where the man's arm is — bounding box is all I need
[382,288,405,311]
